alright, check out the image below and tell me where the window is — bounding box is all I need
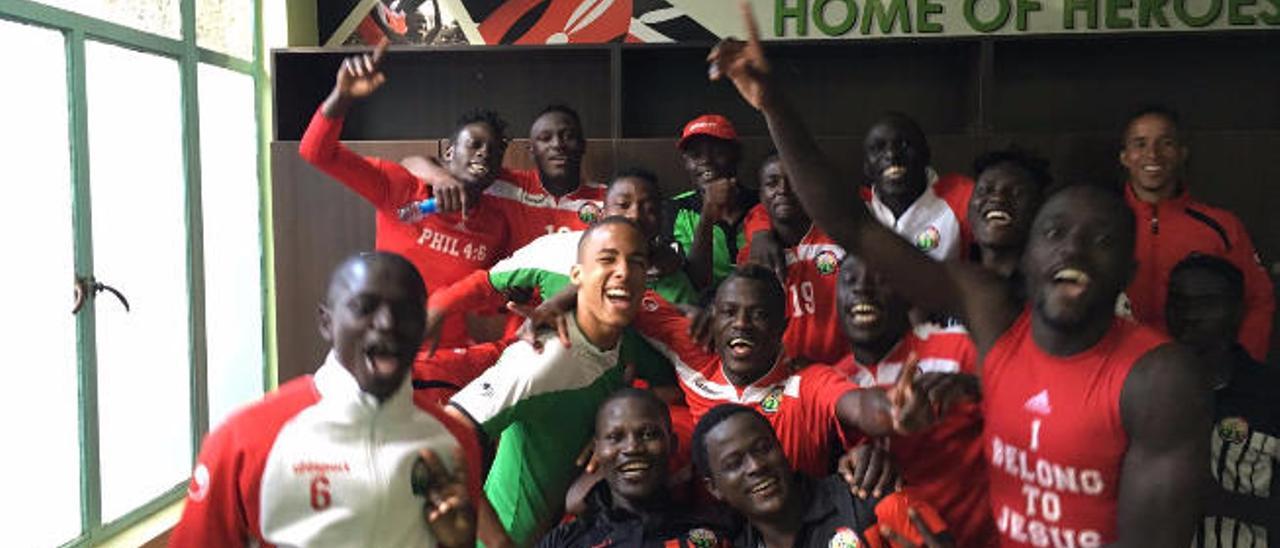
[0,0,267,545]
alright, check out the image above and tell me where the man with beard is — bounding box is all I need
[446,217,650,545]
[833,254,994,547]
[1119,106,1273,360]
[171,253,487,547]
[1165,255,1280,546]
[539,388,727,548]
[299,42,511,349]
[707,8,1209,546]
[695,404,953,548]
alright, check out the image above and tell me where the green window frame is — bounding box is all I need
[0,1,274,545]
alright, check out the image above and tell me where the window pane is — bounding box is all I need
[86,40,191,522]
[0,19,83,547]
[41,0,180,39]
[197,0,254,60]
[198,63,264,427]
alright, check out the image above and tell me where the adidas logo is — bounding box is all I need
[1023,389,1052,416]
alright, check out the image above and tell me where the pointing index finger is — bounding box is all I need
[739,0,762,46]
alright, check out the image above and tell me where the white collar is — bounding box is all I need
[314,350,415,420]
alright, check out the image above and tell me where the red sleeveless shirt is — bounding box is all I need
[982,309,1168,547]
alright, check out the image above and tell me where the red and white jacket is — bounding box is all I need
[171,353,482,547]
[863,170,974,262]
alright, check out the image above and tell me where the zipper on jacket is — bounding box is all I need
[1149,203,1159,235]
[366,410,384,546]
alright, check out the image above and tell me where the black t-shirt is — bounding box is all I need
[732,475,880,548]
[1196,346,1280,547]
[538,482,727,548]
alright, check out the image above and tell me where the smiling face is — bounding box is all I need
[595,394,672,504]
[758,156,807,227]
[681,135,740,187]
[1120,113,1187,203]
[1022,186,1135,331]
[969,161,1043,250]
[712,273,787,385]
[319,254,427,401]
[444,122,505,192]
[837,255,911,348]
[605,176,661,240]
[704,412,795,520]
[529,110,586,183]
[863,115,930,200]
[571,221,649,341]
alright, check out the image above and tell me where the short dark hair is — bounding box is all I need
[1170,253,1244,300]
[610,167,663,202]
[535,104,583,130]
[327,251,426,306]
[973,146,1053,192]
[596,387,671,435]
[719,263,787,319]
[577,215,647,257]
[454,109,509,144]
[1123,104,1181,136]
[691,404,772,478]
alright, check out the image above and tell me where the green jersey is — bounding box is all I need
[449,317,623,545]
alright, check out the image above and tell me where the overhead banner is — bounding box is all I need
[337,0,1279,46]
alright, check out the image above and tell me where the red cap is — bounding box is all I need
[678,114,738,149]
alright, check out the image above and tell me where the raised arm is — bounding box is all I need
[298,41,421,210]
[707,3,1016,354]
[1112,343,1211,547]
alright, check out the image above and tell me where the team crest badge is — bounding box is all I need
[915,226,941,252]
[815,250,840,275]
[760,387,783,413]
[642,296,659,312]
[1218,417,1249,444]
[687,527,718,548]
[578,202,602,223]
[829,527,860,548]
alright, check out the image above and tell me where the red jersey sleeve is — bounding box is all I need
[417,402,486,504]
[170,420,256,548]
[1223,215,1275,360]
[741,204,772,261]
[799,365,865,448]
[428,269,508,316]
[631,291,717,369]
[297,106,419,211]
[934,174,975,258]
[862,491,950,548]
[171,378,320,548]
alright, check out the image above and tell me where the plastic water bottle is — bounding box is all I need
[396,198,438,223]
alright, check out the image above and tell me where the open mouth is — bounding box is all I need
[726,336,756,359]
[1050,268,1092,299]
[882,165,907,180]
[747,477,779,497]
[848,303,881,326]
[1141,164,1164,175]
[363,344,401,377]
[605,287,633,309]
[616,460,653,480]
[983,209,1013,227]
[466,161,490,176]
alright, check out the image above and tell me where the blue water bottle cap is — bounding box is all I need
[417,198,438,214]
